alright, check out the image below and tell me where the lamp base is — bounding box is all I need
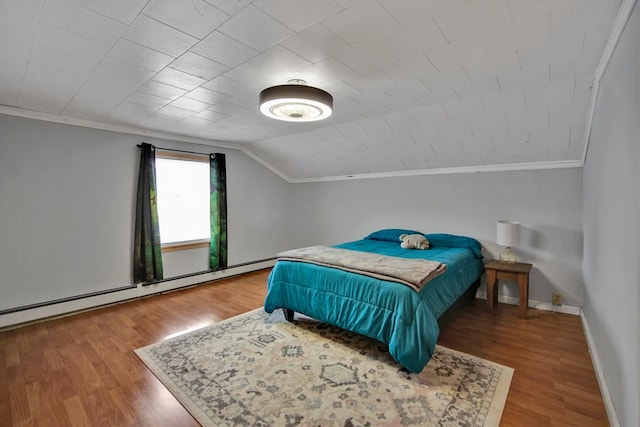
[499,247,517,263]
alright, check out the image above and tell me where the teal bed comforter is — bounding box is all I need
[263,230,484,373]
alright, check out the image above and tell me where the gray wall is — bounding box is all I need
[583,4,639,426]
[289,168,584,306]
[0,114,293,310]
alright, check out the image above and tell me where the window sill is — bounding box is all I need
[161,239,210,253]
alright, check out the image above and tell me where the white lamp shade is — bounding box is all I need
[496,220,520,247]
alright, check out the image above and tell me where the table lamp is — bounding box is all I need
[496,220,520,263]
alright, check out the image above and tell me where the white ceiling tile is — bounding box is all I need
[459,136,495,158]
[170,97,211,112]
[123,14,198,57]
[443,97,485,123]
[507,0,551,26]
[302,57,357,84]
[583,0,620,31]
[170,52,229,80]
[194,109,230,122]
[108,101,158,122]
[383,81,431,102]
[192,31,258,67]
[569,124,586,149]
[334,42,399,74]
[382,129,417,148]
[249,45,313,75]
[222,62,280,91]
[580,28,608,69]
[0,0,42,39]
[41,0,127,45]
[323,0,400,48]
[481,88,526,117]
[497,64,549,92]
[153,67,207,91]
[413,85,460,107]
[253,0,343,33]
[334,121,367,139]
[142,0,229,39]
[377,0,433,28]
[411,104,449,126]
[154,105,197,119]
[549,58,579,83]
[17,64,88,113]
[185,87,230,104]
[30,22,108,66]
[0,43,30,105]
[208,102,251,116]
[382,110,419,131]
[64,58,155,118]
[26,45,98,79]
[573,73,594,106]
[314,126,343,142]
[218,5,295,51]
[138,80,188,100]
[282,24,351,64]
[202,0,253,15]
[74,0,147,25]
[126,91,172,109]
[357,116,392,135]
[108,39,174,72]
[454,77,502,100]
[437,121,473,143]
[481,151,513,166]
[202,75,246,95]
[419,68,470,94]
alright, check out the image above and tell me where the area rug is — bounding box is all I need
[135,309,513,426]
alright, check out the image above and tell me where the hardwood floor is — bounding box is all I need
[0,269,608,426]
[438,299,608,426]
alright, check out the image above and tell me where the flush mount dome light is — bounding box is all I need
[259,80,333,122]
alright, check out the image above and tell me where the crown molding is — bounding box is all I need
[288,160,583,183]
[0,105,242,151]
[581,0,638,166]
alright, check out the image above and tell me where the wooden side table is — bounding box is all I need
[485,260,533,319]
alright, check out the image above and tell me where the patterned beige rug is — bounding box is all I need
[135,309,513,426]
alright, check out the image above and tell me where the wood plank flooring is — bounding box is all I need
[0,269,608,426]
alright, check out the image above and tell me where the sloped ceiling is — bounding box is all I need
[0,0,623,181]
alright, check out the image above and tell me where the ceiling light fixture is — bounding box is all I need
[259,79,333,122]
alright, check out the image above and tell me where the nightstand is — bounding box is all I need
[484,260,533,319]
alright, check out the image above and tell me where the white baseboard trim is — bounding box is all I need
[475,291,581,316]
[580,311,621,427]
[0,260,275,329]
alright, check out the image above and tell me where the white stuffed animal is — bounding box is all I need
[399,234,430,250]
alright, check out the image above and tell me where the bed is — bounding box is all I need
[263,229,484,373]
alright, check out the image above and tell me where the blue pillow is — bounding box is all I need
[425,234,483,258]
[365,228,423,242]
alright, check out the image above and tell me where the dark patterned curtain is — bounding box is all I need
[133,143,163,283]
[209,153,228,270]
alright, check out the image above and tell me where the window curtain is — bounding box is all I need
[133,143,163,283]
[209,153,228,270]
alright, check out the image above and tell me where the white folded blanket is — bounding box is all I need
[277,245,447,292]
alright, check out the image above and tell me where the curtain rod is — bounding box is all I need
[136,143,218,156]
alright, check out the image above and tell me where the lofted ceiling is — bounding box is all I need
[0,0,623,181]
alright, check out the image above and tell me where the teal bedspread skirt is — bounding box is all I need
[264,237,483,373]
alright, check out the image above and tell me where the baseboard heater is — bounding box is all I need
[0,257,276,316]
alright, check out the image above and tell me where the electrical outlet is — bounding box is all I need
[551,292,563,306]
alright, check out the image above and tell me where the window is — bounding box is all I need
[155,151,210,251]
